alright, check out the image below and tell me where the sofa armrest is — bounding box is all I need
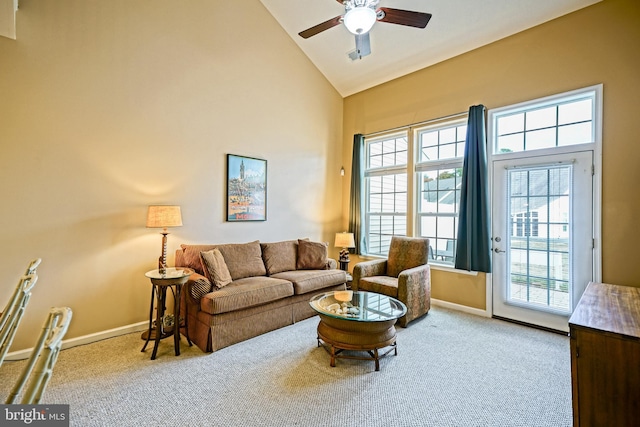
[352,259,388,291]
[326,258,337,270]
[397,264,431,326]
[185,273,213,306]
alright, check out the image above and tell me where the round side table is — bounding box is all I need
[141,267,194,360]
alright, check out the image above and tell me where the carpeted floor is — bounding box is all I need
[0,307,572,427]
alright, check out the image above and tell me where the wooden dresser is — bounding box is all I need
[568,281,640,427]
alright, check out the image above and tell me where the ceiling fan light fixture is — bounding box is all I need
[343,7,376,35]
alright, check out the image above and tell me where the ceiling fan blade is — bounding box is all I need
[349,32,371,60]
[298,16,343,39]
[378,7,432,29]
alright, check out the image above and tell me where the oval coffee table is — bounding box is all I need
[309,290,407,371]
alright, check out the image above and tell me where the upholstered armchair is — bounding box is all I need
[352,236,431,327]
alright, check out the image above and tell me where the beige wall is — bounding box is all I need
[0,0,16,39]
[0,1,343,352]
[342,0,640,309]
[3,0,639,353]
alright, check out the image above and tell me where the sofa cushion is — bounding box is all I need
[296,240,328,270]
[216,241,266,280]
[199,277,294,315]
[261,240,299,275]
[200,248,233,289]
[271,269,346,295]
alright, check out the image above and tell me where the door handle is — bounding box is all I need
[494,248,505,253]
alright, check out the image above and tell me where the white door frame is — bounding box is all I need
[485,84,603,322]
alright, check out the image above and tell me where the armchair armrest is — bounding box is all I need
[397,264,431,327]
[352,259,388,291]
[326,258,338,270]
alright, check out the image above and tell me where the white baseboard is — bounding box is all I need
[5,321,148,361]
[431,298,490,318]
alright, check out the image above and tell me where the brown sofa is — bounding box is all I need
[175,239,347,352]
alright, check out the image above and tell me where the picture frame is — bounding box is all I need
[226,154,267,222]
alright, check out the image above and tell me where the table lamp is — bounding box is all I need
[334,232,355,272]
[146,205,182,274]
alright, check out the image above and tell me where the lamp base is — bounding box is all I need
[339,248,350,263]
[159,231,169,274]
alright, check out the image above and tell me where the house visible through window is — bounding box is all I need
[513,211,539,237]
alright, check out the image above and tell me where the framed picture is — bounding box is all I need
[226,154,267,222]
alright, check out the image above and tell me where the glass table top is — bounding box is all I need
[310,291,407,322]
[145,267,194,280]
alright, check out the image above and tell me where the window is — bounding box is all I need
[362,119,466,265]
[415,121,466,266]
[494,92,595,153]
[364,134,408,256]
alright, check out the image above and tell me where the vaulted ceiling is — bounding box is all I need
[260,0,601,97]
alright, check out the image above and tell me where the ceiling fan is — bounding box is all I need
[298,0,432,60]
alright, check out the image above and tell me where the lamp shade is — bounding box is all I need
[334,232,356,248]
[343,6,376,35]
[146,205,183,229]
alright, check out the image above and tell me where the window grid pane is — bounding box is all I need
[365,133,408,255]
[418,125,466,162]
[414,120,465,265]
[495,96,594,153]
[368,136,408,168]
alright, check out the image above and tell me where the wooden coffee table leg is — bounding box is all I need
[374,348,380,371]
[330,345,336,367]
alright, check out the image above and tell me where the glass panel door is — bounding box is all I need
[492,151,593,332]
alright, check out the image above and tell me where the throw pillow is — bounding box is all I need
[261,240,298,275]
[200,248,233,289]
[296,239,328,270]
[216,241,266,280]
[179,244,218,275]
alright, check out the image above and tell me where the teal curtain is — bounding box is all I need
[349,134,365,254]
[455,105,491,272]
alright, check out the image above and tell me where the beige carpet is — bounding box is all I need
[0,307,572,426]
